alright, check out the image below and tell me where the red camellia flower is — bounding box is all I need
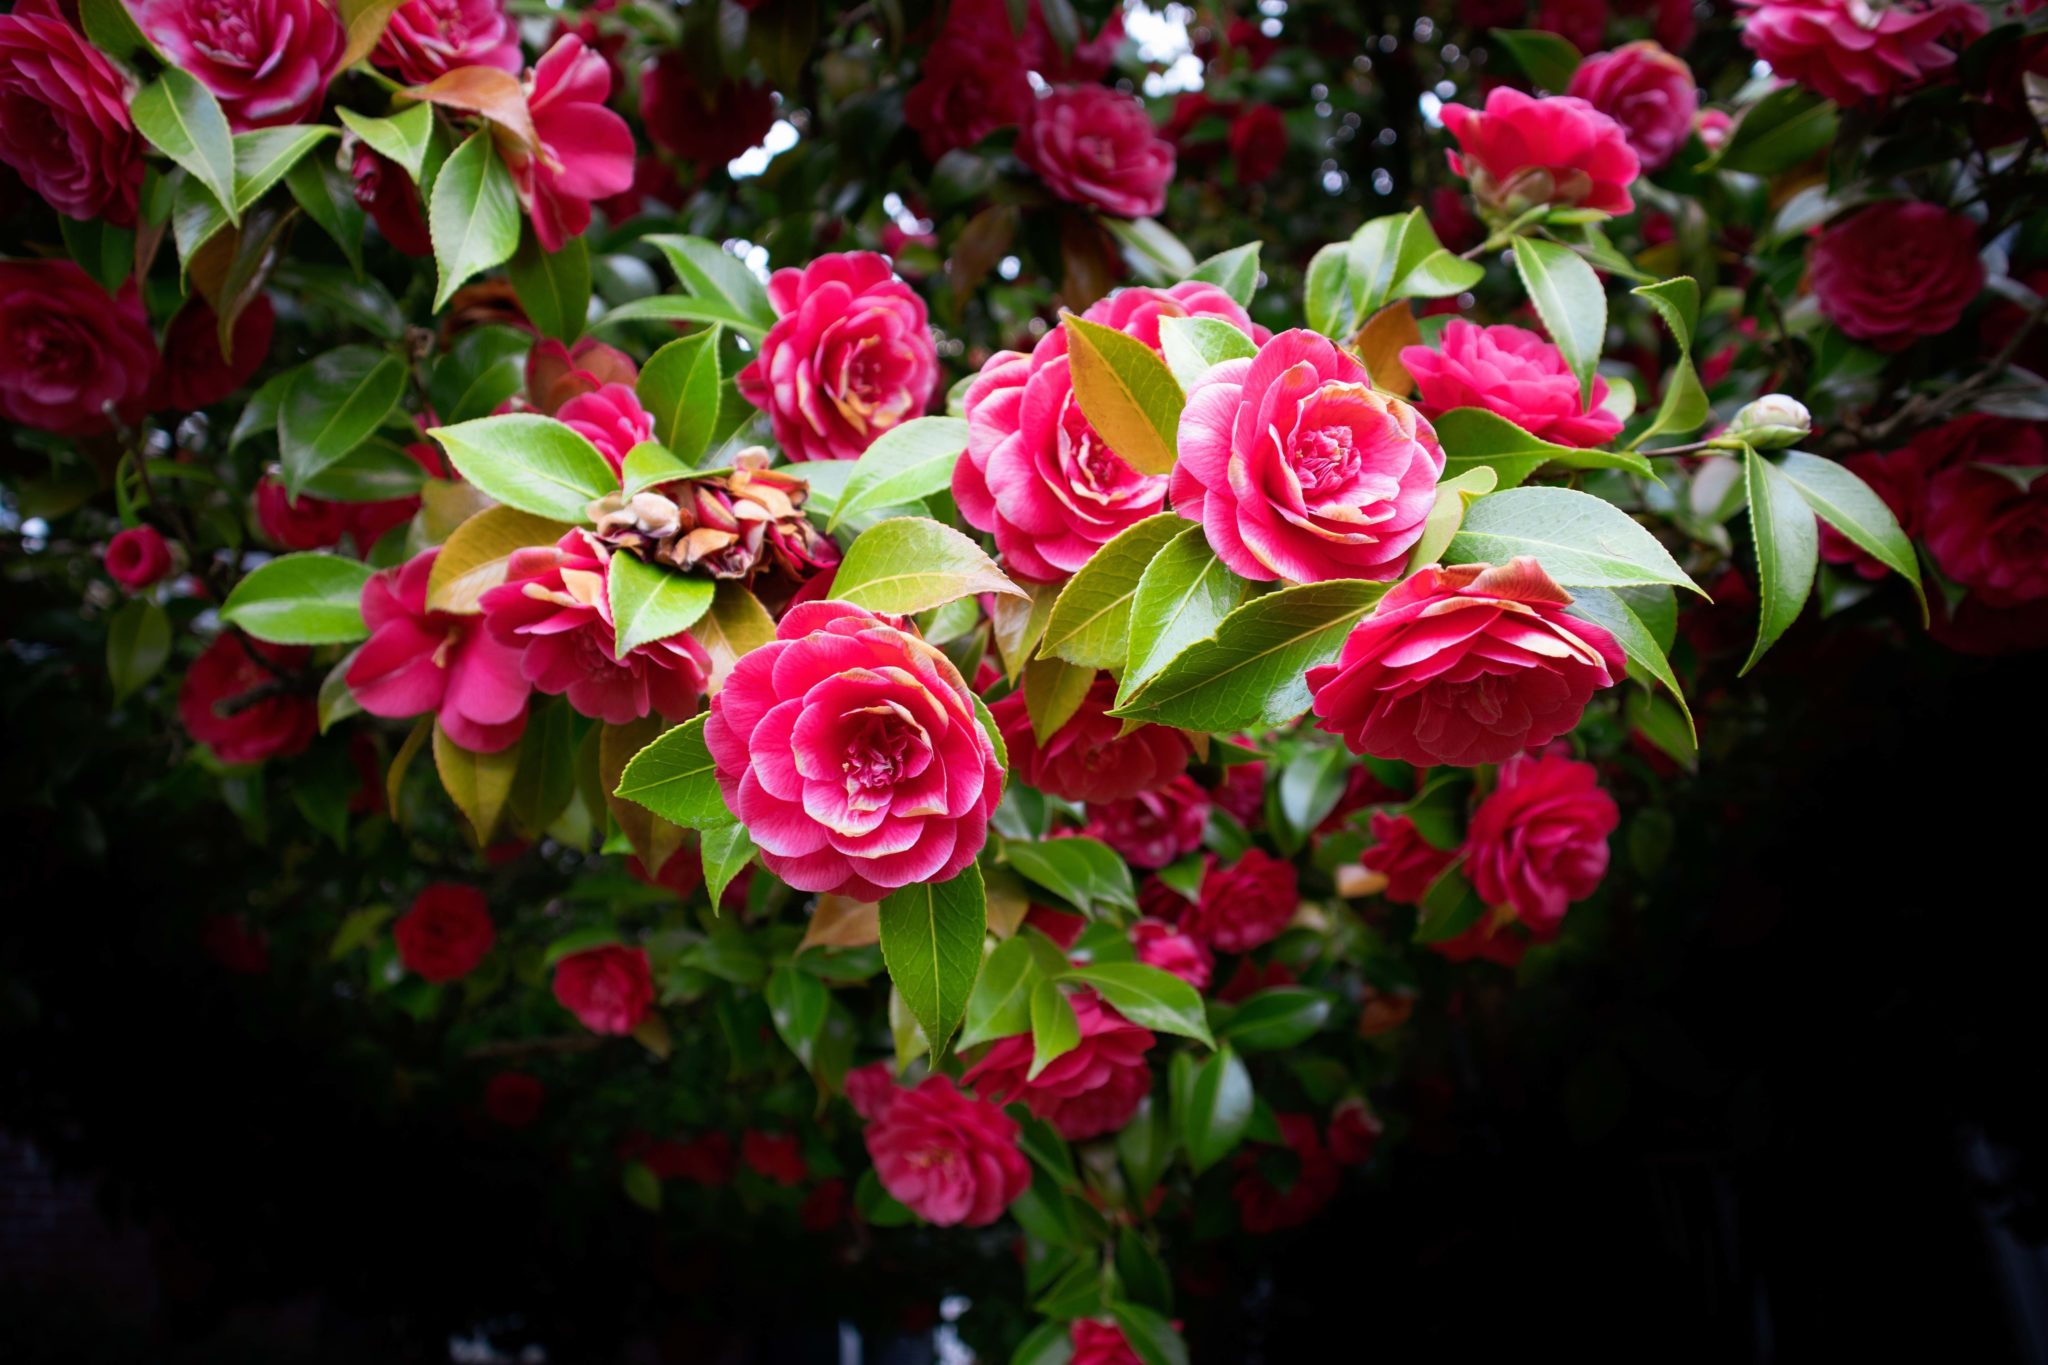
[862,1075,1030,1227]
[1402,320,1624,449]
[1211,760,1266,824]
[991,675,1191,804]
[480,530,710,725]
[0,0,145,225]
[1327,1096,1383,1166]
[1084,775,1210,868]
[177,635,316,765]
[156,296,275,413]
[1230,103,1288,183]
[131,0,343,130]
[903,0,1035,159]
[1232,1112,1341,1233]
[551,943,654,1035]
[737,251,938,464]
[1130,918,1214,990]
[254,477,351,550]
[349,548,531,752]
[351,144,433,256]
[0,262,157,436]
[1177,847,1299,953]
[1736,0,1987,107]
[641,52,778,166]
[372,0,522,85]
[1070,1319,1144,1365]
[1309,559,1625,767]
[1565,41,1699,173]
[1173,329,1445,583]
[1537,0,1610,54]
[956,282,1258,582]
[1441,87,1640,216]
[557,382,654,473]
[964,990,1155,1140]
[484,1070,544,1127]
[741,1130,808,1186]
[704,601,1003,899]
[1361,811,1456,905]
[843,1060,900,1121]
[502,36,636,252]
[393,883,496,982]
[1464,751,1618,933]
[644,1132,734,1185]
[1018,85,1176,219]
[1809,202,1982,352]
[105,526,173,591]
[1923,428,2048,608]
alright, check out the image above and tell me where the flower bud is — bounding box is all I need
[1724,394,1812,450]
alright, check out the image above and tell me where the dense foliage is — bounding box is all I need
[3,0,2044,1359]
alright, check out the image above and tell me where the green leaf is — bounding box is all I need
[1005,836,1135,918]
[1630,276,1711,446]
[81,0,152,61]
[617,441,692,499]
[107,598,171,704]
[960,934,1048,1047]
[60,216,136,293]
[1389,208,1485,300]
[424,504,572,613]
[608,552,715,656]
[647,234,775,329]
[878,863,986,1059]
[1740,444,1818,675]
[1512,236,1606,408]
[1567,586,1694,739]
[1117,526,1250,704]
[1173,1045,1252,1174]
[219,552,373,644]
[1040,514,1185,671]
[1108,1302,1189,1365]
[635,329,723,466]
[1023,655,1093,743]
[1157,315,1258,391]
[507,698,577,836]
[429,412,618,523]
[428,129,521,311]
[1028,979,1082,1081]
[1627,688,1697,770]
[1111,579,1387,732]
[279,345,408,494]
[1713,85,1838,176]
[612,713,734,829]
[1216,988,1332,1051]
[1446,486,1702,593]
[130,70,238,229]
[767,964,831,1069]
[700,822,756,908]
[593,294,770,339]
[1185,242,1261,305]
[284,153,365,277]
[1064,963,1214,1046]
[338,104,434,182]
[507,229,590,343]
[1414,863,1487,944]
[1305,241,1355,339]
[1106,215,1198,284]
[328,904,393,960]
[1488,28,1582,90]
[830,416,971,532]
[300,439,429,502]
[1775,450,1925,620]
[831,515,1026,615]
[1407,465,1500,571]
[1434,407,1581,490]
[427,325,529,427]
[1064,313,1184,476]
[991,578,1059,683]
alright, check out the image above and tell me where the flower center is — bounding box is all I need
[1291,424,1359,494]
[841,704,926,795]
[190,1,263,66]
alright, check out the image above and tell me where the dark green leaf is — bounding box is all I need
[107,598,171,703]
[1488,28,1582,90]
[878,863,986,1058]
[427,325,529,426]
[507,228,591,342]
[280,345,407,494]
[1005,836,1136,918]
[1740,444,1818,674]
[1216,988,1332,1051]
[1174,1045,1251,1173]
[635,328,723,466]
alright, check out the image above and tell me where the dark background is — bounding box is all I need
[4,626,2045,1363]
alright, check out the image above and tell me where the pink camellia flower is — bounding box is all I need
[479,530,710,726]
[527,335,638,414]
[351,144,432,256]
[501,35,635,252]
[1211,760,1266,824]
[903,0,1035,159]
[1070,1319,1145,1365]
[1327,1096,1382,1166]
[0,262,157,437]
[1018,84,1176,219]
[1308,558,1625,767]
[254,476,350,550]
[1818,448,1925,580]
[557,382,654,474]
[1361,811,1456,905]
[1178,847,1299,953]
[843,1060,900,1121]
[1565,41,1699,172]
[1441,87,1640,216]
[1923,425,2048,608]
[1130,918,1214,991]
[551,943,654,1035]
[1172,329,1445,583]
[392,883,495,983]
[957,281,1259,582]
[1232,1112,1341,1233]
[131,0,343,130]
[0,0,145,225]
[1084,775,1210,868]
[737,251,938,463]
[703,601,1003,899]
[991,675,1191,804]
[177,635,316,764]
[1809,202,1982,352]
[348,548,531,752]
[1401,320,1624,449]
[861,1075,1029,1227]
[372,0,522,85]
[963,990,1155,1140]
[105,526,173,591]
[1736,0,1988,107]
[1463,751,1618,934]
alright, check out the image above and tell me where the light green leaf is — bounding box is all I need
[1630,276,1711,447]
[220,553,373,645]
[831,516,1026,614]
[507,229,591,343]
[429,412,618,523]
[130,70,238,229]
[1446,486,1702,593]
[878,863,986,1059]
[635,328,723,466]
[299,439,430,503]
[1305,241,1355,339]
[1109,1302,1189,1365]
[700,822,755,909]
[1064,313,1184,476]
[1157,315,1258,391]
[646,234,775,329]
[1434,407,1648,490]
[428,129,521,311]
[433,720,519,846]
[830,416,970,532]
[1023,654,1094,743]
[1512,236,1606,408]
[593,294,770,338]
[171,125,337,257]
[1185,242,1261,306]
[612,713,734,829]
[1740,444,1818,674]
[107,598,171,704]
[618,441,693,498]
[339,104,434,182]
[1105,215,1198,284]
[81,0,152,61]
[1027,979,1082,1081]
[1119,525,1251,704]
[1407,465,1499,572]
[1776,450,1925,620]
[1040,514,1185,671]
[1174,1046,1252,1175]
[608,552,715,656]
[1567,585,1695,739]
[1005,836,1135,918]
[1067,962,1214,1046]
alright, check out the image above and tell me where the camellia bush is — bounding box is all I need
[3,0,2044,1358]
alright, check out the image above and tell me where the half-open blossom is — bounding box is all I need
[963,990,1155,1140]
[349,548,530,752]
[527,336,638,414]
[1172,329,1445,583]
[703,601,1003,900]
[1402,320,1622,449]
[1565,41,1699,172]
[1308,559,1625,767]
[861,1075,1029,1227]
[131,0,342,130]
[393,883,496,982]
[557,382,653,473]
[991,675,1191,804]
[737,251,938,463]
[1736,0,1988,106]
[1018,84,1175,218]
[1441,87,1640,216]
[352,144,432,256]
[0,0,145,224]
[502,36,636,252]
[1463,751,1618,932]
[479,529,710,725]
[372,0,522,85]
[1809,202,1982,352]
[105,526,173,591]
[551,943,654,1035]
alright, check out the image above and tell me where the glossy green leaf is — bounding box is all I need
[1512,236,1606,407]
[1741,444,1818,674]
[1064,963,1214,1046]
[1158,315,1258,390]
[647,234,775,329]
[767,964,831,1069]
[131,70,238,229]
[1568,585,1694,739]
[1216,988,1332,1051]
[81,0,152,61]
[1488,28,1582,90]
[1041,514,1185,671]
[220,552,373,645]
[283,152,365,277]
[427,325,529,427]
[1173,1045,1251,1174]
[878,863,986,1059]
[635,328,723,466]
[1407,465,1500,571]
[507,229,590,343]
[960,934,1047,1048]
[1184,241,1261,306]
[1776,450,1925,619]
[1108,1302,1189,1365]
[608,553,715,656]
[832,516,1026,614]
[107,598,171,704]
[830,416,971,531]
[428,129,521,311]
[1118,525,1251,704]
[1446,486,1702,593]
[612,713,734,829]
[699,822,756,909]
[1714,85,1838,176]
[429,413,617,523]
[1004,836,1135,918]
[594,294,770,338]
[338,103,434,182]
[1027,979,1082,1081]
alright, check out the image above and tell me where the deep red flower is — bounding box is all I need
[105,526,173,591]
[1361,811,1456,905]
[1177,848,1299,954]
[1230,103,1288,183]
[1084,775,1209,869]
[0,0,145,224]
[991,675,1191,804]
[156,296,275,413]
[1327,1097,1383,1166]
[741,1130,808,1186]
[132,0,342,129]
[0,262,156,436]
[1018,85,1175,219]
[393,883,496,982]
[351,144,432,257]
[1130,918,1214,990]
[1232,1112,1340,1233]
[1809,202,1982,352]
[372,0,521,85]
[642,51,778,165]
[963,990,1155,1140]
[1565,41,1698,172]
[1441,87,1640,216]
[503,36,635,252]
[177,635,315,765]
[551,943,654,1035]
[1463,751,1618,933]
[484,1071,544,1127]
